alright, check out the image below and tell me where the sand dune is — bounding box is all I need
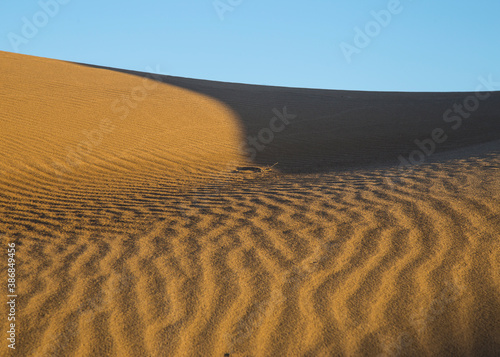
[0,51,499,356]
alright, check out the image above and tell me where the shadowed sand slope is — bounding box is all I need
[0,51,499,357]
[80,62,500,172]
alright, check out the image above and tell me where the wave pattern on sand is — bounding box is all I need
[2,151,498,357]
[0,51,499,357]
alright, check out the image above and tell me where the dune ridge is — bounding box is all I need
[0,51,499,356]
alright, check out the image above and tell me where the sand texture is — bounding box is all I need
[0,51,499,356]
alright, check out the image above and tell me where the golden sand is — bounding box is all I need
[0,51,499,356]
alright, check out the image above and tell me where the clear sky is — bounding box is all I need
[1,0,499,92]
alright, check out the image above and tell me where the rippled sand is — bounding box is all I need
[1,51,499,356]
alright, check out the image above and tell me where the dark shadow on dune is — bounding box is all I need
[74,62,500,173]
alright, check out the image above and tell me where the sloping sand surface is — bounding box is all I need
[0,51,499,356]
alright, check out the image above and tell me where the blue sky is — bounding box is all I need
[1,0,499,91]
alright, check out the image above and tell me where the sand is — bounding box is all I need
[0,51,499,356]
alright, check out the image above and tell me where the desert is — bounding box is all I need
[0,50,499,356]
